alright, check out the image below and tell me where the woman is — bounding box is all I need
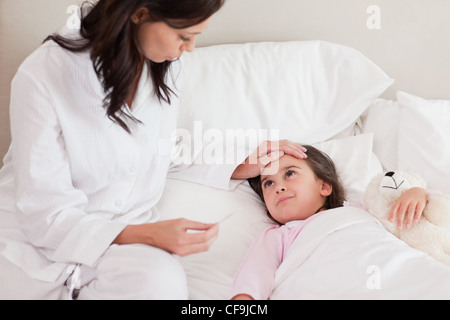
[0,0,306,300]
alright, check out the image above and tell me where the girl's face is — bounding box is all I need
[131,8,211,63]
[260,155,332,224]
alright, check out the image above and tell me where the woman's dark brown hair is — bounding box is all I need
[45,0,225,133]
[248,145,346,225]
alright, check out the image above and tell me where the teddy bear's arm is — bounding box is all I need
[423,193,450,227]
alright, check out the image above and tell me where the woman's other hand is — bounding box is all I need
[113,219,219,257]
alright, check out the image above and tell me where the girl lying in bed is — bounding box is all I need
[230,145,429,300]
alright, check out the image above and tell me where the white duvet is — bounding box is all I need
[272,207,450,299]
[157,179,450,300]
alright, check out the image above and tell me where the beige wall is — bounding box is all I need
[1,0,450,161]
[0,0,82,161]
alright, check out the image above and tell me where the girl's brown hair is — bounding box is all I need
[248,145,346,224]
[45,0,225,133]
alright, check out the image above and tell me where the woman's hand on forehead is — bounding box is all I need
[231,140,307,180]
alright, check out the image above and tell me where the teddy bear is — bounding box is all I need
[364,170,450,267]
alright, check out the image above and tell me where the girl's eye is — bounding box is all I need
[263,180,274,188]
[286,170,296,178]
[180,36,191,42]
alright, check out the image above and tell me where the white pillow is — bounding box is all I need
[178,41,393,148]
[397,91,450,194]
[156,133,382,299]
[361,99,400,171]
[313,133,383,205]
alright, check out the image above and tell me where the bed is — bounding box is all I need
[156,41,450,300]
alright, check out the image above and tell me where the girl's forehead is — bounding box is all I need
[260,155,308,177]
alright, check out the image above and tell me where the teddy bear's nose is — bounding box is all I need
[385,171,395,177]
